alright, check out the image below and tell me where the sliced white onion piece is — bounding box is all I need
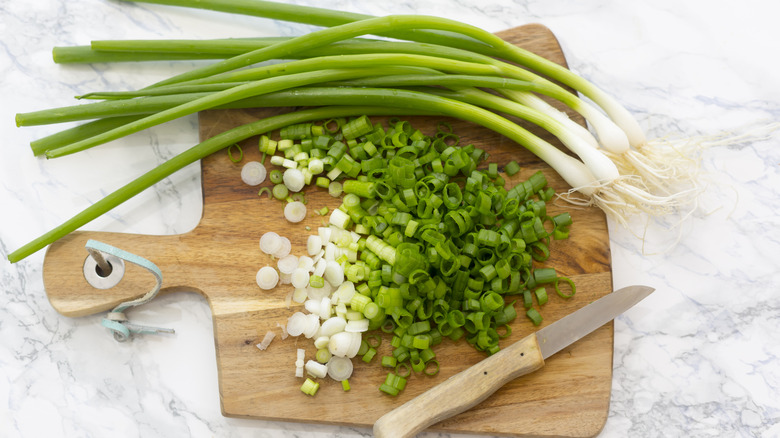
[350,231,361,243]
[319,316,347,337]
[328,331,362,358]
[286,312,308,337]
[284,289,293,309]
[241,161,267,186]
[297,255,315,273]
[283,168,305,192]
[328,331,354,357]
[320,297,332,320]
[306,282,333,301]
[273,236,292,258]
[346,332,362,358]
[346,310,363,321]
[313,258,327,277]
[284,201,307,223]
[256,266,279,290]
[303,313,320,338]
[295,349,305,378]
[336,281,356,303]
[276,323,289,340]
[304,299,321,315]
[324,260,344,286]
[307,235,323,256]
[259,231,282,255]
[279,272,292,285]
[305,360,328,379]
[314,336,330,350]
[335,303,348,318]
[292,287,308,303]
[291,268,311,289]
[329,227,352,245]
[318,226,332,244]
[256,331,276,350]
[324,242,339,262]
[277,254,299,274]
[329,209,351,229]
[327,356,354,381]
[282,158,297,169]
[345,319,369,333]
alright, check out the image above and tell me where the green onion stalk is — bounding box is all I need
[121,0,641,145]
[116,0,704,199]
[56,4,699,197]
[66,39,608,152]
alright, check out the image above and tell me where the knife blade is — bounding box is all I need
[373,285,655,438]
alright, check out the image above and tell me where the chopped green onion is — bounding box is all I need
[300,378,320,396]
[269,169,283,184]
[555,276,576,298]
[424,360,440,376]
[272,183,289,200]
[534,287,548,305]
[227,143,243,163]
[505,160,521,176]
[329,181,343,197]
[381,356,398,368]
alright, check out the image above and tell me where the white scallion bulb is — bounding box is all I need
[241,161,267,186]
[284,201,307,223]
[256,266,279,290]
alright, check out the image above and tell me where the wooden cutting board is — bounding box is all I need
[42,24,612,437]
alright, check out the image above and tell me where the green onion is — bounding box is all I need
[300,378,320,396]
[555,276,576,299]
[534,287,548,306]
[526,308,543,326]
[123,0,642,147]
[227,143,243,162]
[272,183,289,200]
[505,160,521,176]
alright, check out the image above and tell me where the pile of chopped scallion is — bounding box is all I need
[246,115,575,396]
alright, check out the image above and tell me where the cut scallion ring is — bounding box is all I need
[240,161,267,186]
[284,201,307,223]
[256,266,279,290]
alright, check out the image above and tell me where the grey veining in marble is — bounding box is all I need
[2,1,779,437]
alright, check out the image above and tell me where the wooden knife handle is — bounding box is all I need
[373,333,545,438]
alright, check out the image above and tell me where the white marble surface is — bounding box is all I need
[2,0,779,437]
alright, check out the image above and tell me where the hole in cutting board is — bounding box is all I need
[94,261,113,278]
[83,254,125,289]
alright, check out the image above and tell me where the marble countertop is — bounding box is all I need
[2,1,779,437]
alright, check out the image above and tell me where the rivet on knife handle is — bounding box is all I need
[373,333,545,438]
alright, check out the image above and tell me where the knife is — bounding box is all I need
[373,284,655,438]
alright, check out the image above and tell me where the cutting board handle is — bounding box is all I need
[43,230,196,317]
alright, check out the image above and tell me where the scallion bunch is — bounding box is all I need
[8,0,701,262]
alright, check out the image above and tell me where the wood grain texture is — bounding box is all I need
[42,24,613,437]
